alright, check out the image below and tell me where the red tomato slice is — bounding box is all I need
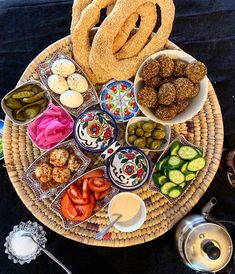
[67,185,88,205]
[61,193,77,220]
[73,204,94,221]
[82,178,90,199]
[94,187,111,200]
[83,169,104,179]
[89,193,96,205]
[88,178,111,192]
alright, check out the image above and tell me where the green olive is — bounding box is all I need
[152,122,158,129]
[152,129,166,140]
[146,137,154,148]
[156,123,165,131]
[136,128,144,137]
[128,124,137,135]
[134,138,146,148]
[128,135,138,144]
[151,140,162,150]
[136,121,145,128]
[142,122,154,132]
[144,132,152,138]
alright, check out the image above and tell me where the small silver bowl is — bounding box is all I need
[4,221,47,265]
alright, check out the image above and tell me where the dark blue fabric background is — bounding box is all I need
[0,1,234,273]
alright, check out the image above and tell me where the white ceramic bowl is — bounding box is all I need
[125,116,171,152]
[108,192,146,232]
[134,50,208,125]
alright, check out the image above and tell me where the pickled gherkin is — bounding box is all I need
[24,105,41,119]
[12,91,35,99]
[5,98,23,110]
[22,91,45,103]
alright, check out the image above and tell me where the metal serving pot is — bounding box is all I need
[175,198,234,273]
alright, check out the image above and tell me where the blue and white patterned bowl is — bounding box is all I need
[73,108,118,153]
[106,146,151,191]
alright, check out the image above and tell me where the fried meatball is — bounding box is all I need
[158,55,175,77]
[174,99,189,113]
[52,166,71,184]
[35,163,53,183]
[186,61,207,83]
[155,105,178,120]
[140,59,160,81]
[158,83,176,105]
[162,76,176,84]
[174,78,195,101]
[137,87,158,108]
[174,60,187,77]
[67,154,81,172]
[49,148,69,167]
[145,75,162,89]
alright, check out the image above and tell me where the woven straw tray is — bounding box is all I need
[3,31,224,247]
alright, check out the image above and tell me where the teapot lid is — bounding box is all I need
[184,223,233,272]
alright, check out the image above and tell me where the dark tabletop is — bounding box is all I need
[0,1,235,274]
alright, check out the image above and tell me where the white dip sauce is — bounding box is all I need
[10,230,38,257]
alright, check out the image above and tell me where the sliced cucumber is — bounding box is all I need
[181,162,189,174]
[179,182,186,188]
[167,156,183,169]
[187,157,206,172]
[160,182,176,195]
[196,148,203,156]
[168,170,185,184]
[153,173,168,186]
[168,186,182,198]
[185,172,196,181]
[156,157,168,172]
[170,141,181,156]
[178,146,198,160]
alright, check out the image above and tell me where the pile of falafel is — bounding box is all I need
[137,55,207,120]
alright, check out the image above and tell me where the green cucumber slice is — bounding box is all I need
[178,146,198,160]
[181,162,189,174]
[160,182,176,195]
[168,170,185,184]
[185,172,196,181]
[196,148,203,156]
[187,157,206,172]
[170,141,181,156]
[167,156,183,169]
[168,187,182,198]
[179,182,186,188]
[156,157,168,172]
[153,173,168,186]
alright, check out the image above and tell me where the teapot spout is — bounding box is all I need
[201,197,217,217]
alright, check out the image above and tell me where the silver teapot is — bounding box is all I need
[175,198,234,273]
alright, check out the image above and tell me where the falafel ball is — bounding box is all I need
[174,99,189,113]
[174,78,195,101]
[158,55,175,77]
[35,163,53,183]
[186,61,207,83]
[158,83,176,105]
[67,154,81,172]
[52,166,71,184]
[162,75,176,84]
[137,87,158,108]
[174,60,187,77]
[140,59,160,81]
[155,104,178,120]
[191,83,200,98]
[49,148,69,167]
[145,75,162,89]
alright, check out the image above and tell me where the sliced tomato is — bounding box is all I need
[88,178,111,192]
[83,169,104,179]
[94,187,111,200]
[61,193,77,220]
[73,204,94,221]
[89,193,96,205]
[67,185,88,205]
[74,179,83,190]
[82,178,90,199]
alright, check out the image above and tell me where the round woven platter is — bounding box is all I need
[3,32,224,247]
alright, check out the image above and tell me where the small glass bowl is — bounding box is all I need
[4,221,47,265]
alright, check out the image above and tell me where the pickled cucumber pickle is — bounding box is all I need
[127,119,167,150]
[4,83,48,122]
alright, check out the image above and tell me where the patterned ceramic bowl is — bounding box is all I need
[4,221,46,265]
[106,146,151,191]
[73,108,118,153]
